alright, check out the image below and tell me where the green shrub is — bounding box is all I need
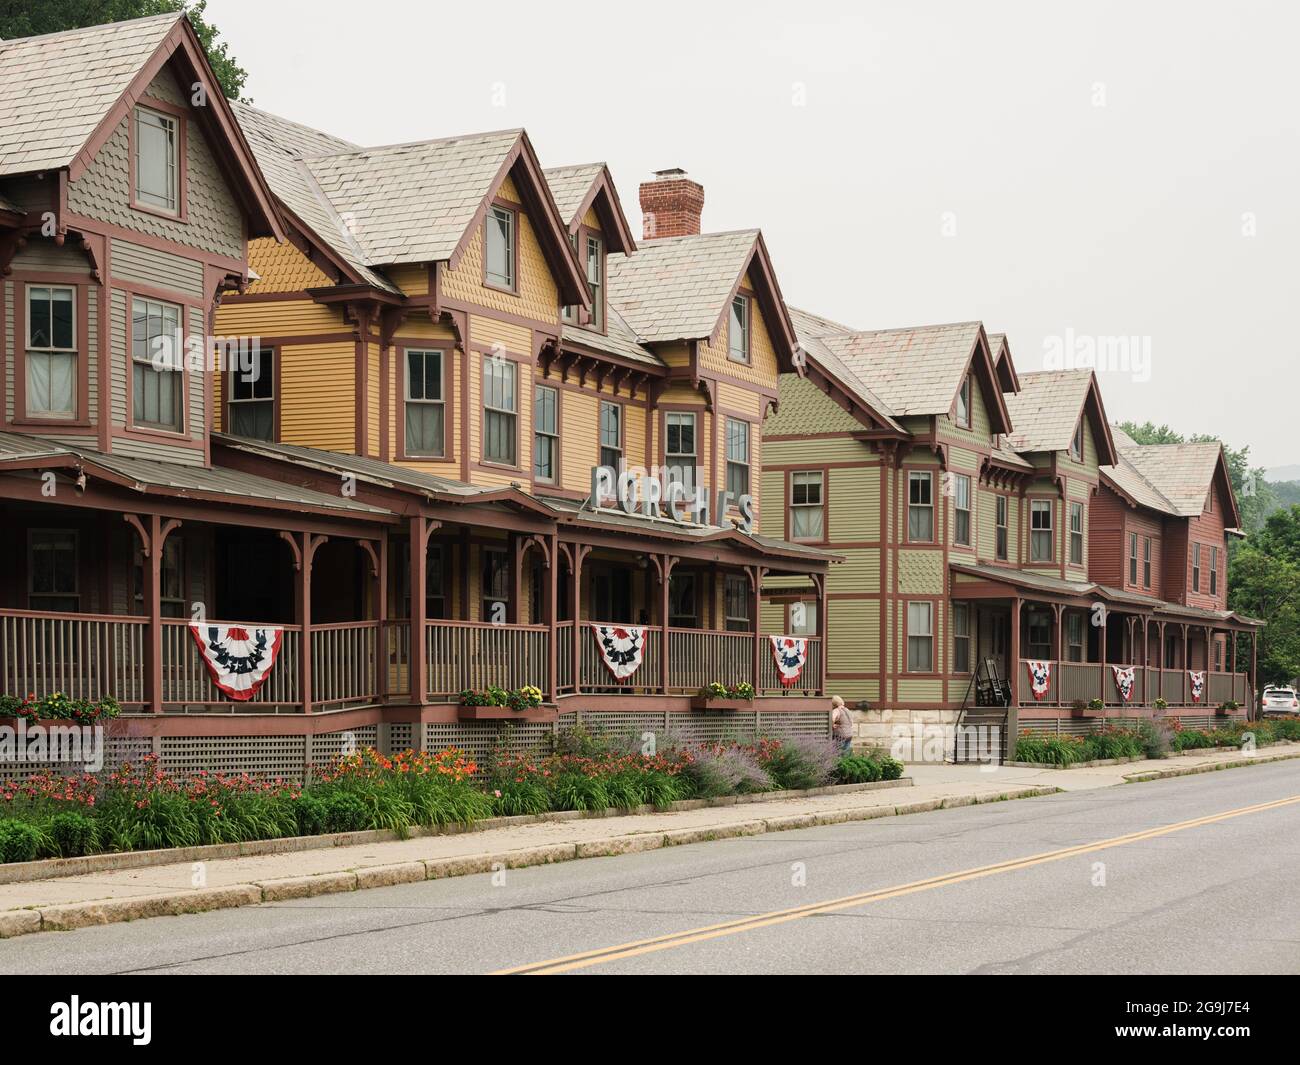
[491,776,551,817]
[0,819,49,864]
[294,793,330,836]
[320,790,371,833]
[48,811,99,858]
[835,755,881,784]
[874,754,904,780]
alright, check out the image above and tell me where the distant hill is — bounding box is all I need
[1266,464,1300,483]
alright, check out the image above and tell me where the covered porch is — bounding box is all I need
[951,564,1257,715]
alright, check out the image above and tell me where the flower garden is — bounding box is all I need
[0,728,904,864]
[1014,715,1300,766]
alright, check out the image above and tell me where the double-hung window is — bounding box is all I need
[134,106,179,213]
[908,471,933,542]
[481,548,510,622]
[1129,531,1139,584]
[955,375,971,428]
[586,234,604,329]
[533,385,558,482]
[1210,546,1219,596]
[1030,500,1053,561]
[995,495,1009,561]
[1143,537,1152,588]
[790,471,825,541]
[665,411,696,492]
[1069,502,1084,564]
[482,357,517,465]
[953,474,972,546]
[229,345,274,440]
[1070,419,1084,461]
[405,349,445,457]
[485,205,515,289]
[25,285,76,418]
[1027,611,1052,660]
[907,602,933,672]
[599,400,622,470]
[725,418,750,501]
[728,295,750,362]
[28,530,78,612]
[1192,543,1202,592]
[132,296,183,431]
[1067,613,1085,662]
[724,573,751,632]
[952,603,972,674]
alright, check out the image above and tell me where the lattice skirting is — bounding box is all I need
[1020,714,1238,736]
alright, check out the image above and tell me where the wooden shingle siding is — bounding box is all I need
[66,70,244,261]
[765,373,860,435]
[246,238,333,294]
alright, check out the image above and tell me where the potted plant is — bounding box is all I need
[691,682,756,711]
[0,692,122,726]
[1218,700,1240,714]
[1069,698,1089,718]
[458,685,547,721]
[1088,698,1105,713]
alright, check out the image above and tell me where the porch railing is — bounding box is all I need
[580,622,662,693]
[425,619,549,699]
[0,610,148,707]
[1019,659,1250,710]
[555,621,575,694]
[385,620,410,700]
[668,628,752,693]
[312,621,379,708]
[759,635,823,695]
[162,619,302,712]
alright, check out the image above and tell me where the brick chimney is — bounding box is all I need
[639,168,704,240]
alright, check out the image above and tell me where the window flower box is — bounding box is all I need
[691,683,755,712]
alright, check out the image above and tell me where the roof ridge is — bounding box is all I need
[639,228,760,243]
[304,127,524,161]
[231,102,360,153]
[0,11,179,49]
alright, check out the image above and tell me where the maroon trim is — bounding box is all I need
[127,94,190,224]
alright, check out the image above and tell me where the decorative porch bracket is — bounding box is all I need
[124,514,181,714]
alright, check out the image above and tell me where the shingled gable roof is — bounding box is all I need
[784,306,905,434]
[0,14,283,241]
[605,229,800,368]
[1003,368,1118,465]
[229,106,588,305]
[816,321,1013,435]
[543,163,636,254]
[1119,441,1241,525]
[987,332,1021,393]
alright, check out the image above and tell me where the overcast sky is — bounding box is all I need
[209,0,1298,469]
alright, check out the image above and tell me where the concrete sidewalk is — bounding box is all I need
[0,743,1295,940]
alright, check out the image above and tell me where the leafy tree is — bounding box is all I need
[1229,520,1300,686]
[0,0,248,100]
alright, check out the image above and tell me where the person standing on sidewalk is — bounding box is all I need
[831,695,854,755]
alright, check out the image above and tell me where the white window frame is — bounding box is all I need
[908,471,934,543]
[728,294,750,363]
[1210,545,1219,596]
[1030,500,1053,562]
[726,417,750,502]
[1192,543,1202,592]
[404,349,446,457]
[485,205,516,290]
[1069,502,1084,565]
[25,284,77,418]
[953,473,972,547]
[599,400,622,470]
[995,494,1009,561]
[1129,531,1139,584]
[789,470,825,542]
[955,375,971,428]
[907,601,934,673]
[665,411,697,492]
[131,295,184,432]
[134,105,179,214]
[586,233,604,330]
[952,603,972,674]
[482,356,517,466]
[534,384,558,483]
[1070,418,1084,461]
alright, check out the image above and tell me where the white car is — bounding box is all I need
[1261,686,1300,715]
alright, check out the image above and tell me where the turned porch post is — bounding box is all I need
[748,565,768,691]
[813,572,828,697]
[1051,603,1063,707]
[569,543,591,694]
[125,514,180,714]
[1008,596,1021,707]
[407,516,439,705]
[546,533,558,701]
[652,554,677,695]
[279,530,326,714]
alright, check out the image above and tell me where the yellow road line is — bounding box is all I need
[495,794,1300,975]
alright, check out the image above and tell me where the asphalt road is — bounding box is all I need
[3,762,1299,975]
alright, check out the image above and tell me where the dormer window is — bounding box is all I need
[728,295,750,363]
[586,234,604,330]
[134,105,179,214]
[1070,419,1084,461]
[955,375,971,428]
[485,205,516,290]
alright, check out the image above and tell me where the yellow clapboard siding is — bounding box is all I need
[217,299,342,337]
[279,342,355,451]
[828,549,880,594]
[828,466,880,541]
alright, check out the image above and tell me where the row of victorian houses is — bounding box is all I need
[0,14,1259,775]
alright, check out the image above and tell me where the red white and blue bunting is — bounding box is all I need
[769,635,808,687]
[189,624,283,701]
[1188,670,1206,703]
[1026,660,1052,701]
[1111,665,1136,703]
[590,625,646,681]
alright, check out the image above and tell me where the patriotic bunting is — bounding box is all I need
[1026,660,1052,701]
[1188,670,1206,703]
[1111,665,1136,703]
[769,635,809,687]
[590,625,646,680]
[189,624,283,701]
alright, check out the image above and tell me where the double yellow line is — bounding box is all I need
[495,794,1300,974]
